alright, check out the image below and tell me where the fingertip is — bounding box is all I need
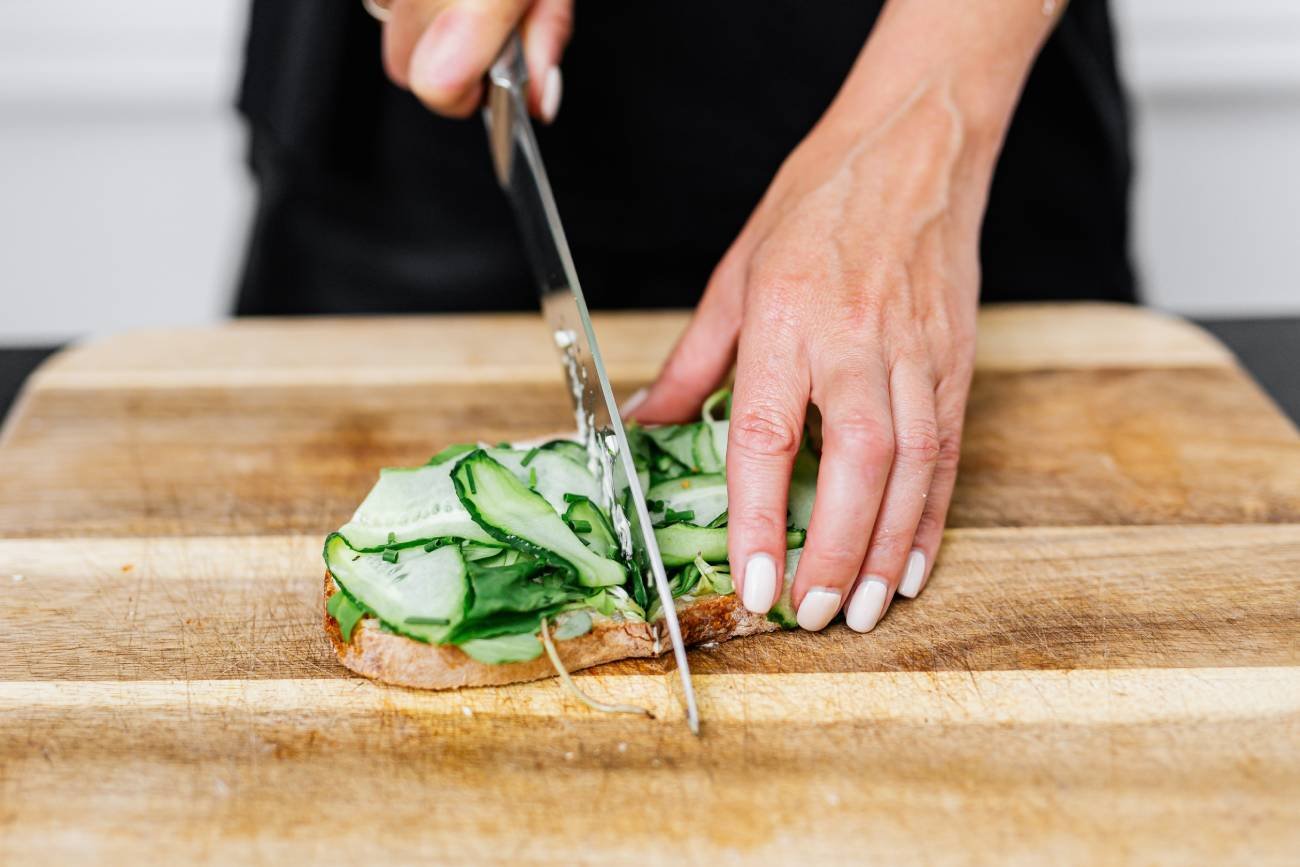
[740,552,778,615]
[845,576,891,632]
[539,65,562,123]
[897,548,928,598]
[795,586,842,632]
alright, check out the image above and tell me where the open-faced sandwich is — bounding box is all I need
[322,390,817,692]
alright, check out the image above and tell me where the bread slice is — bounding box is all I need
[324,572,778,690]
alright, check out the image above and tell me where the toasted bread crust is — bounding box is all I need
[323,572,779,690]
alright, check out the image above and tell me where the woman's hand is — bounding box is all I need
[378,0,573,121]
[631,0,1060,633]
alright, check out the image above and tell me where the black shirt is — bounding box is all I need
[235,0,1135,315]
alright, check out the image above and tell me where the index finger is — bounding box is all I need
[726,304,809,615]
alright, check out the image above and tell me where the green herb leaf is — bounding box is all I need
[326,590,365,643]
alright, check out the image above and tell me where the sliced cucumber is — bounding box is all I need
[339,463,497,551]
[706,419,729,468]
[788,446,819,530]
[692,423,723,473]
[538,438,589,465]
[563,494,619,559]
[647,473,727,527]
[486,447,601,516]
[453,450,626,588]
[459,633,544,664]
[323,387,829,663]
[654,524,807,567]
[324,533,467,643]
[461,541,506,562]
[427,442,477,466]
[646,424,700,471]
[766,548,803,629]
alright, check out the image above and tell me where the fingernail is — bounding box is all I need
[541,65,563,123]
[411,10,475,94]
[621,386,648,417]
[845,577,890,632]
[741,553,777,614]
[898,549,928,598]
[795,587,842,631]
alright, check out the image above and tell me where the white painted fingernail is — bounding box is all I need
[621,387,648,416]
[898,549,928,598]
[845,577,890,632]
[541,65,563,123]
[741,553,777,614]
[795,587,842,631]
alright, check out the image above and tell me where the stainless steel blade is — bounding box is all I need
[484,36,700,734]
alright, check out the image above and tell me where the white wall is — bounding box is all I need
[0,1,251,344]
[1114,0,1300,315]
[0,1,1296,344]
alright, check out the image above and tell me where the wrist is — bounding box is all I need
[823,0,1060,175]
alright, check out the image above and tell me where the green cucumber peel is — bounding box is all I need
[653,524,806,567]
[451,450,626,588]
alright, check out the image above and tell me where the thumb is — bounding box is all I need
[521,0,574,123]
[628,248,745,425]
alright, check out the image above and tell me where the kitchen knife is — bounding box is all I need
[483,35,700,734]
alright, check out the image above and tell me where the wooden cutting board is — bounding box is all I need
[1,303,1297,865]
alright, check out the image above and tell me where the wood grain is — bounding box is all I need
[1,369,1296,540]
[18,304,1234,396]
[1,525,1296,682]
[0,304,1297,865]
[1,671,1296,864]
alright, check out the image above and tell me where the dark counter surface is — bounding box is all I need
[1,318,1296,428]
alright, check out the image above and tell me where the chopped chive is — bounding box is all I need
[497,441,511,449]
[423,539,442,552]
[665,509,696,524]
[562,492,586,503]
[521,447,541,467]
[386,531,397,545]
[382,549,399,564]
[567,519,593,534]
[404,616,450,626]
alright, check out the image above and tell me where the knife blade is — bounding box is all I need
[483,35,700,734]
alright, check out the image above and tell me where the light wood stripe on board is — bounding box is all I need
[3,667,1298,726]
[23,304,1233,393]
[1,525,1296,682]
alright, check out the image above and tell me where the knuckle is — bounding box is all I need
[730,406,802,459]
[935,430,963,472]
[895,424,942,465]
[734,507,790,540]
[825,416,894,465]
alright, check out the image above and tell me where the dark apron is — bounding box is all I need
[234,1,1135,315]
